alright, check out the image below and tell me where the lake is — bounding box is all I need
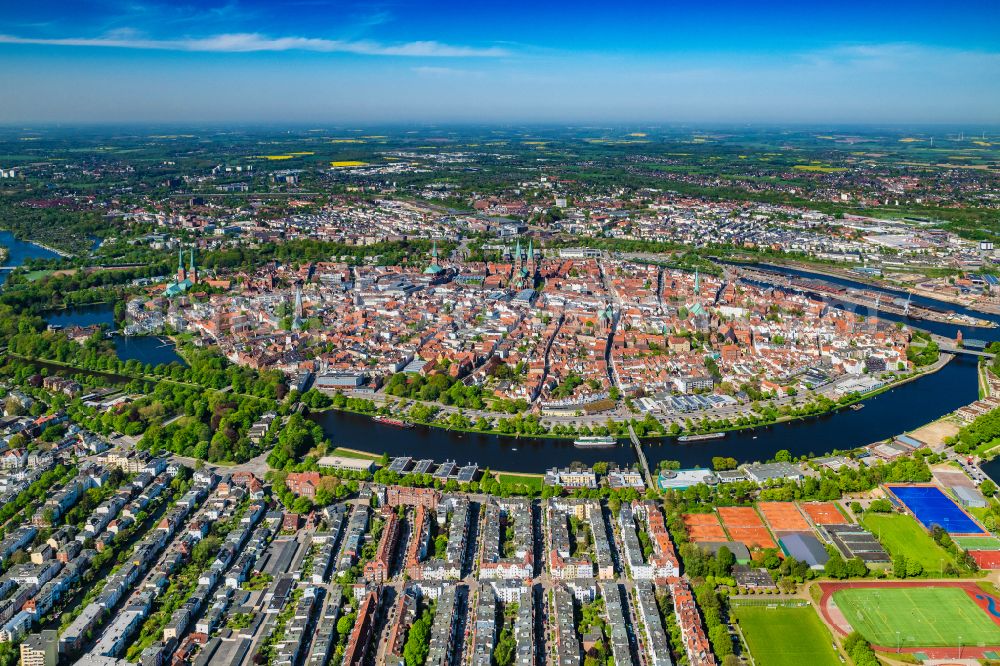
[44,303,185,367]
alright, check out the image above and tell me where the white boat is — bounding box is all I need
[573,436,617,449]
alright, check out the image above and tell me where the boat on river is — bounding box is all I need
[677,432,726,443]
[373,415,414,428]
[573,436,617,449]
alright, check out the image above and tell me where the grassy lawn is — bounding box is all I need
[496,473,543,491]
[862,512,957,573]
[832,586,1000,647]
[330,447,382,461]
[24,269,54,282]
[972,438,1000,459]
[733,604,841,666]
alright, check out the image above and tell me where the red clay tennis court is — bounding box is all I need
[801,502,849,525]
[717,506,776,550]
[683,513,727,542]
[758,501,811,532]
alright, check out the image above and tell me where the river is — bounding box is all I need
[311,354,980,474]
[310,409,638,472]
[0,230,60,285]
[982,458,1000,485]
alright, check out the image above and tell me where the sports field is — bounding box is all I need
[683,512,727,542]
[801,501,849,525]
[718,506,776,549]
[862,512,957,573]
[832,586,1000,647]
[954,535,1000,550]
[734,604,841,666]
[887,484,984,534]
[758,501,810,532]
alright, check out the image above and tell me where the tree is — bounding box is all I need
[824,553,847,579]
[434,535,448,559]
[712,456,737,471]
[336,613,355,637]
[191,535,221,565]
[844,632,880,666]
[868,498,893,513]
[981,479,997,497]
[494,626,516,666]
[715,545,736,576]
[708,624,733,657]
[846,557,868,578]
[403,608,433,666]
[893,553,908,578]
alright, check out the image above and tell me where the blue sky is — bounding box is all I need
[1,0,999,124]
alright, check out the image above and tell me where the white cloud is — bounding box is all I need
[0,31,509,57]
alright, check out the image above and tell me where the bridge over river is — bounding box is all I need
[932,334,996,358]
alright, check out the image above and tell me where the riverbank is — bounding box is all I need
[0,228,75,259]
[26,239,73,259]
[313,352,954,450]
[756,258,1000,319]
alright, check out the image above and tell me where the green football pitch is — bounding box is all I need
[833,586,1000,648]
[734,605,841,666]
[954,535,1000,550]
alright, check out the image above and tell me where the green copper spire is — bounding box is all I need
[431,240,438,259]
